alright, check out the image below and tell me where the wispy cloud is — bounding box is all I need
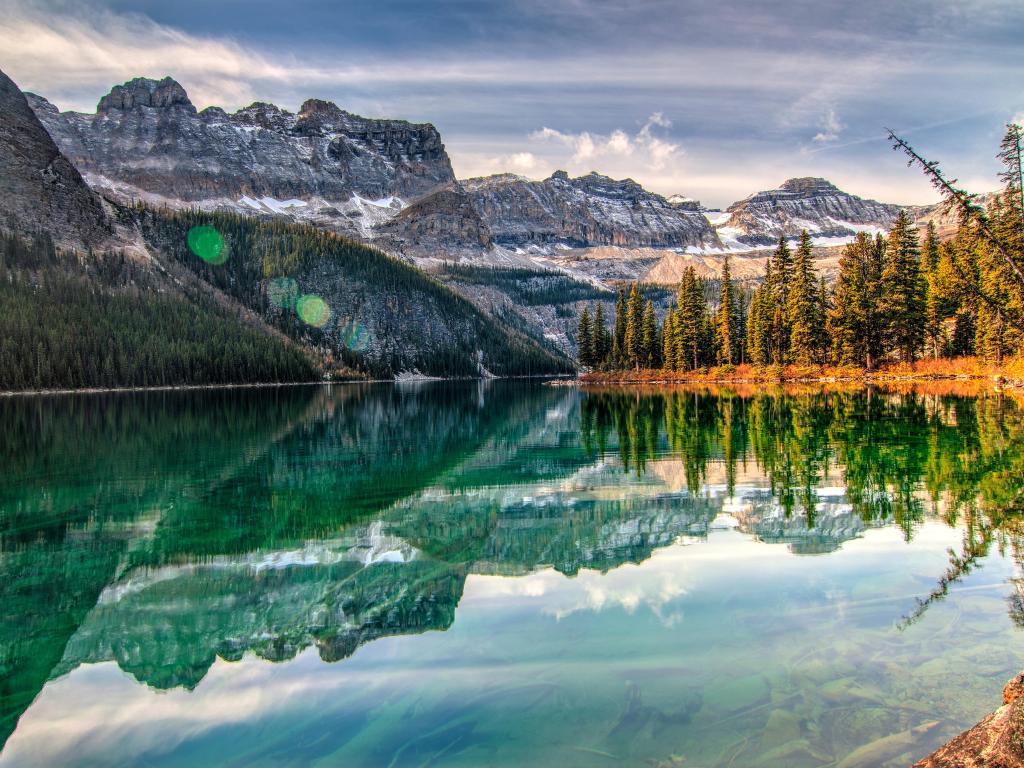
[813,109,844,143]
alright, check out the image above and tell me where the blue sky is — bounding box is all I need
[2,0,1021,206]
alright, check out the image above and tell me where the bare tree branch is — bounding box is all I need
[888,129,1024,285]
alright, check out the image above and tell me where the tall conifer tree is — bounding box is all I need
[880,210,927,363]
[715,255,738,364]
[624,283,644,369]
[641,300,660,368]
[613,288,628,365]
[770,236,793,363]
[577,306,593,367]
[787,231,820,364]
[593,302,609,366]
[662,308,677,371]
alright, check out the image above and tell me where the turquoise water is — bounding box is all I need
[1,382,1022,766]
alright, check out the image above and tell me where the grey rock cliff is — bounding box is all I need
[374,185,494,257]
[0,68,110,248]
[27,76,456,206]
[463,170,722,250]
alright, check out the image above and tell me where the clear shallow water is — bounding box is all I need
[1,382,1022,767]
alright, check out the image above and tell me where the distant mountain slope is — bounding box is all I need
[463,171,722,250]
[0,68,110,248]
[27,77,456,238]
[716,177,901,246]
[136,209,573,378]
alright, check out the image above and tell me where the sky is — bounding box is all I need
[2,0,1022,207]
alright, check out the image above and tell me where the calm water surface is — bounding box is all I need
[1,381,1023,767]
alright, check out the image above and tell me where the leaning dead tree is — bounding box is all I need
[888,127,1024,331]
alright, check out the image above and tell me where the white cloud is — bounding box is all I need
[474,151,540,176]
[530,112,679,171]
[812,108,844,143]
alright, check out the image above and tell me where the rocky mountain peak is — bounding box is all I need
[718,177,901,246]
[97,76,194,113]
[565,171,647,201]
[463,171,721,250]
[460,173,530,191]
[30,76,457,209]
[666,194,701,211]
[232,101,294,130]
[298,98,345,118]
[778,177,841,195]
[0,68,110,248]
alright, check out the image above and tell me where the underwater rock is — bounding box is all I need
[759,708,802,751]
[835,720,940,767]
[913,673,1024,767]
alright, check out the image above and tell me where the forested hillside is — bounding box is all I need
[136,207,573,378]
[0,231,317,390]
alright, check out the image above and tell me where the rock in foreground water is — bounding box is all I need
[914,673,1024,767]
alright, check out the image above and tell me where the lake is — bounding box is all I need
[1,381,1021,767]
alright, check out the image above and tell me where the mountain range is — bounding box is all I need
[2,72,957,379]
[27,76,942,265]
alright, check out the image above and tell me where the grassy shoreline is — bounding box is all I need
[578,357,1024,387]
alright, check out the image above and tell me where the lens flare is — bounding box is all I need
[341,321,370,352]
[296,294,331,328]
[268,277,299,309]
[187,226,227,264]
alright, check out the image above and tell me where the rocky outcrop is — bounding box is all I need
[0,68,110,248]
[97,76,194,112]
[463,170,722,250]
[913,673,1024,767]
[27,76,456,208]
[719,177,901,246]
[374,185,494,258]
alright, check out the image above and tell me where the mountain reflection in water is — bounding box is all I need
[2,381,1023,767]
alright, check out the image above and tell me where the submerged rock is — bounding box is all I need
[913,673,1024,767]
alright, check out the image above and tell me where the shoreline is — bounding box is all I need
[575,359,1024,389]
[0,372,576,398]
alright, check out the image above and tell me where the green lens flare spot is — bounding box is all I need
[341,321,370,352]
[187,226,227,264]
[268,277,299,309]
[296,294,331,328]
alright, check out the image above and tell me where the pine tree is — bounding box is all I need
[613,288,628,366]
[746,284,765,366]
[641,300,660,368]
[715,255,738,364]
[828,233,882,367]
[923,221,940,274]
[577,306,593,367]
[676,266,710,370]
[624,283,644,369]
[974,195,1024,361]
[880,210,927,363]
[746,258,775,366]
[998,122,1024,226]
[593,302,609,366]
[787,231,820,364]
[769,236,793,364]
[817,276,830,362]
[662,307,677,371]
[920,221,944,359]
